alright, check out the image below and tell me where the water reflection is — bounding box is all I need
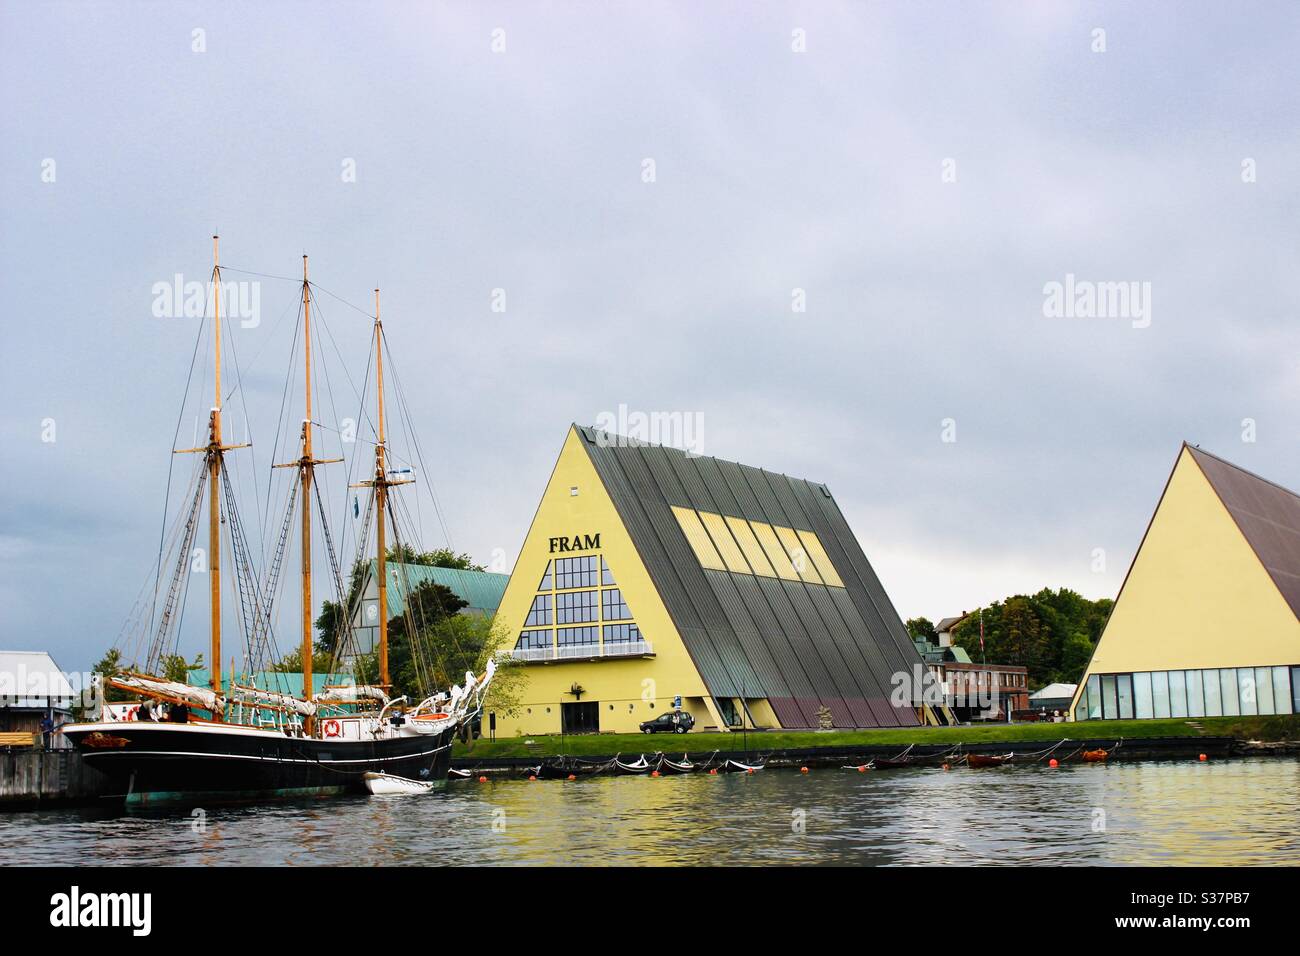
[4,758,1297,866]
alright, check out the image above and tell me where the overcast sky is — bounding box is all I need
[3,2,1299,672]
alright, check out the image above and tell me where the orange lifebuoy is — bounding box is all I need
[323,719,342,738]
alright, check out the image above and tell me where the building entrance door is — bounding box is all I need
[561,701,599,734]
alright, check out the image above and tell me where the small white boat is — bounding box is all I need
[363,771,435,795]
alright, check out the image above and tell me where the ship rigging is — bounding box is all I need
[63,237,493,805]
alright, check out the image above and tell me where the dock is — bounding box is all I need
[3,734,1293,808]
[449,735,1248,776]
[0,748,114,809]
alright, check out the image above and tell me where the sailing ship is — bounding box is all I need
[63,237,492,806]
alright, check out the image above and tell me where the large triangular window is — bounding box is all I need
[513,553,647,659]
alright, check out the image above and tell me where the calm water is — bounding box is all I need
[5,757,1298,866]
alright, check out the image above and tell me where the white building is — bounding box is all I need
[0,650,78,746]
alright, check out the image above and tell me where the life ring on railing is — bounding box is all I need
[323,719,342,738]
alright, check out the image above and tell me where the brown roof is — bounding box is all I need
[1187,444,1300,619]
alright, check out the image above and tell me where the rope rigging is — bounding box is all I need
[144,460,208,674]
[251,477,300,674]
[219,457,275,674]
[109,251,475,719]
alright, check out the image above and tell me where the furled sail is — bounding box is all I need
[114,674,223,712]
[232,684,317,717]
[314,685,389,705]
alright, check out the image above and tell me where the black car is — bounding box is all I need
[639,711,695,734]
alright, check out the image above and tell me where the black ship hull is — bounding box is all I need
[63,720,455,808]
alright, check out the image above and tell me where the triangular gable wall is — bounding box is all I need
[493,427,715,731]
[1071,445,1300,715]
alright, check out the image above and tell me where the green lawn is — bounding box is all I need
[453,714,1300,759]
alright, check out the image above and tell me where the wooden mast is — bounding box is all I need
[208,234,224,718]
[300,255,315,731]
[374,288,389,691]
[272,256,343,727]
[175,236,250,716]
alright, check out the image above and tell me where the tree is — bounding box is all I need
[314,599,347,652]
[1058,630,1095,683]
[407,612,527,750]
[92,648,135,703]
[354,580,468,697]
[160,651,205,684]
[950,588,1111,687]
[312,547,488,656]
[462,616,526,750]
[385,545,485,571]
[906,617,937,642]
[1001,597,1047,671]
[271,646,338,676]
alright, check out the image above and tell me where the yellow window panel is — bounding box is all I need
[749,521,800,580]
[795,529,845,587]
[725,515,776,577]
[775,525,823,584]
[671,506,727,571]
[698,511,752,574]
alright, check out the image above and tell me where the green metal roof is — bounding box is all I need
[912,638,972,665]
[367,560,509,617]
[578,424,927,730]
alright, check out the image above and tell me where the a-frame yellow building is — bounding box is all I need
[488,425,930,737]
[1072,444,1300,721]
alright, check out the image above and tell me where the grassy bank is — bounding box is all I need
[453,714,1300,759]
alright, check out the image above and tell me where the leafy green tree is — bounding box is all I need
[906,617,937,642]
[354,580,468,697]
[314,599,348,652]
[460,615,526,749]
[1058,630,1095,683]
[950,588,1111,687]
[92,648,135,703]
[271,646,338,676]
[384,545,485,571]
[311,548,489,660]
[160,651,204,684]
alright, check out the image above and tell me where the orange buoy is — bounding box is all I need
[746,768,755,775]
[567,774,577,781]
[478,776,488,783]
[858,764,868,772]
[1049,758,1059,768]
[800,766,809,774]
[528,775,537,781]
[942,763,950,771]
[651,770,660,777]
[1199,753,1208,762]
[709,768,718,775]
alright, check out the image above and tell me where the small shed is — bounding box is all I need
[0,650,77,746]
[1030,682,1078,713]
